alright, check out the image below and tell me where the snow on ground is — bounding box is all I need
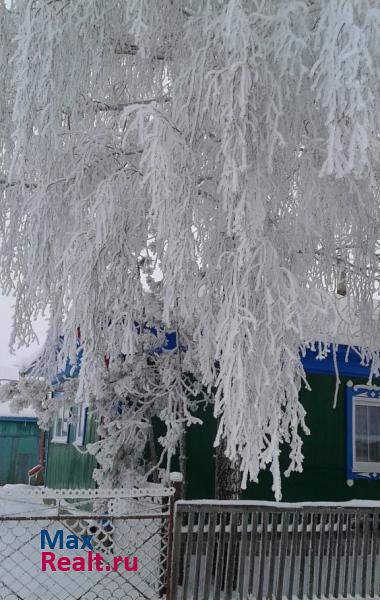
[0,485,56,517]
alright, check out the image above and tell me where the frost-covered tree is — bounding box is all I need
[0,0,379,499]
[86,340,206,490]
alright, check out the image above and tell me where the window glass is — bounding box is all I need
[52,406,70,442]
[355,402,380,465]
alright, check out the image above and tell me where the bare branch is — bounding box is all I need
[0,178,36,189]
[114,42,166,60]
[92,95,171,112]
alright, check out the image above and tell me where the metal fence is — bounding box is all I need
[0,487,174,600]
[170,501,380,600]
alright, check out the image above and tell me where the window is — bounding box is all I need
[72,403,88,446]
[346,381,380,480]
[52,405,70,443]
[354,400,380,471]
[50,390,87,445]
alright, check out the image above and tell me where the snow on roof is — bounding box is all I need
[16,346,47,373]
[303,291,380,349]
[328,295,369,346]
[0,401,36,419]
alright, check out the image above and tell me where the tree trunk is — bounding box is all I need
[215,437,242,500]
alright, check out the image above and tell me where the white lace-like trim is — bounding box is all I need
[1,486,174,499]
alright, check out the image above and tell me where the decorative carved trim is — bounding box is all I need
[1,487,174,499]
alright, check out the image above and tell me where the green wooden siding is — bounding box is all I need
[186,374,380,501]
[186,404,217,500]
[242,374,380,502]
[45,373,380,500]
[0,419,40,485]
[45,415,97,489]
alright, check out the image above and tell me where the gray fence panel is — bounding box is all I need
[170,502,380,600]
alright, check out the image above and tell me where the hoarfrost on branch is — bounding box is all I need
[0,0,379,498]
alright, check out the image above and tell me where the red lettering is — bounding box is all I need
[124,557,138,572]
[72,556,85,571]
[113,556,123,571]
[57,557,71,571]
[41,552,56,572]
[94,552,103,572]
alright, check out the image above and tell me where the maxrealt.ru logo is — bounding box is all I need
[40,530,139,572]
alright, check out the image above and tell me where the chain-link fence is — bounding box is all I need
[0,487,174,600]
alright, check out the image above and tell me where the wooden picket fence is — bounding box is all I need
[169,501,380,599]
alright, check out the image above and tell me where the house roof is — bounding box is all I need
[301,346,373,379]
[300,293,380,378]
[0,401,37,420]
[309,293,379,347]
[22,294,380,384]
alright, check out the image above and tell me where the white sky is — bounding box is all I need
[0,293,47,417]
[0,293,47,381]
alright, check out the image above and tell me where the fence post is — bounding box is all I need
[166,472,183,600]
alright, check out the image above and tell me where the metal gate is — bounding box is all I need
[0,486,174,600]
[170,500,380,599]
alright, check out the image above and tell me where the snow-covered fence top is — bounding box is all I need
[1,485,174,500]
[176,498,380,509]
[170,500,380,600]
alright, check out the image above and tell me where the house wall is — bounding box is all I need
[0,419,40,485]
[186,374,380,502]
[186,404,217,499]
[45,415,97,489]
[44,372,380,500]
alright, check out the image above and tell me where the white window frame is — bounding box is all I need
[73,403,88,446]
[352,395,380,473]
[51,405,70,443]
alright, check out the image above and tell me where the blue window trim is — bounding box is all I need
[345,381,380,482]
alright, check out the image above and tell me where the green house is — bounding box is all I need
[44,399,97,489]
[186,347,380,502]
[43,344,380,503]
[0,403,40,485]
